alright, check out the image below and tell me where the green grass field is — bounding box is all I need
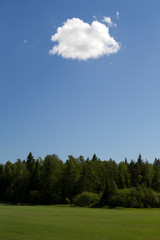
[0,204,160,240]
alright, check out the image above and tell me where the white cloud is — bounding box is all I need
[24,40,27,43]
[49,18,120,61]
[102,16,117,27]
[102,16,113,26]
[116,11,120,19]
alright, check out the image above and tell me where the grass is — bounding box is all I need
[0,204,160,240]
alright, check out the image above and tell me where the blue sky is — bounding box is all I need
[0,0,160,163]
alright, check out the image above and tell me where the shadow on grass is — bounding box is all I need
[0,201,37,206]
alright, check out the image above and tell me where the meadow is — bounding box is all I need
[0,205,160,240]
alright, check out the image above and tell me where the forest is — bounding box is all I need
[1,153,160,208]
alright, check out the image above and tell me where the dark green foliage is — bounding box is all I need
[111,186,160,208]
[40,154,63,204]
[118,162,130,188]
[1,153,160,208]
[152,158,160,191]
[26,152,35,172]
[73,192,100,207]
[63,155,81,202]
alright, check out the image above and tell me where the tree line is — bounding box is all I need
[1,153,160,207]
